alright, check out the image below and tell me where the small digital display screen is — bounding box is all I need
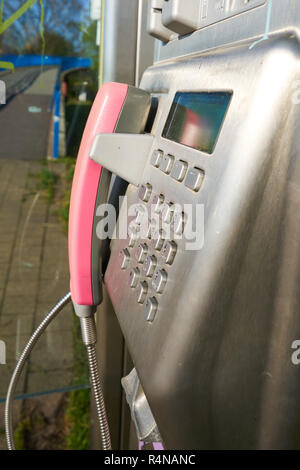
[162,92,232,154]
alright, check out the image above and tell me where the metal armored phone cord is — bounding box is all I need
[5,292,111,451]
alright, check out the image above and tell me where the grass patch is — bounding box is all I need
[65,387,90,450]
[38,167,59,204]
[55,158,90,450]
[56,157,76,232]
[64,316,90,450]
[14,417,46,450]
[14,419,30,450]
[25,166,59,204]
[17,157,90,450]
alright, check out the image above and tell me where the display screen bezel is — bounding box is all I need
[162,91,233,155]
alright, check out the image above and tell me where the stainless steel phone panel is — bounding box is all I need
[105,36,300,449]
[155,0,300,64]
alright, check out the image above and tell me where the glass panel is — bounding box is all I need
[0,0,100,402]
[162,92,232,154]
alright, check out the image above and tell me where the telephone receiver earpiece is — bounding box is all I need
[68,82,151,316]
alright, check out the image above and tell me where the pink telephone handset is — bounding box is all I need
[68,82,150,316]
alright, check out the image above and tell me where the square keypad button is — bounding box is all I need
[170,160,188,182]
[129,267,140,288]
[184,167,204,192]
[137,281,148,304]
[119,248,130,270]
[142,255,157,277]
[135,243,148,263]
[161,240,177,265]
[144,296,158,322]
[151,149,163,167]
[162,202,174,224]
[152,194,164,214]
[151,229,165,251]
[152,269,167,294]
[173,210,185,236]
[138,183,152,202]
[160,154,174,174]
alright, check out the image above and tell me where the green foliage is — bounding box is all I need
[37,167,58,204]
[56,157,75,232]
[1,0,85,56]
[65,388,90,450]
[14,418,30,450]
[65,314,90,450]
[80,20,99,72]
[14,158,90,450]
[22,164,58,203]
[55,158,90,450]
[23,30,76,56]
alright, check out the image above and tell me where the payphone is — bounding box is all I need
[89,0,300,449]
[5,0,300,451]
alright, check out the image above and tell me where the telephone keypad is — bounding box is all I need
[170,160,188,182]
[152,269,167,294]
[142,255,157,277]
[120,189,180,321]
[161,240,177,265]
[160,154,174,174]
[144,296,158,322]
[137,281,148,304]
[138,183,152,202]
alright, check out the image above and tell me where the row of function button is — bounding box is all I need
[138,185,185,236]
[151,149,205,192]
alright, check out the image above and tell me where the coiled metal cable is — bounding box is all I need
[86,343,111,450]
[5,292,72,450]
[5,292,112,451]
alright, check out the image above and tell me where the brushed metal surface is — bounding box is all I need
[105,32,300,449]
[161,0,266,36]
[154,0,299,64]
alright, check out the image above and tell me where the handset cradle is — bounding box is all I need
[68,82,151,314]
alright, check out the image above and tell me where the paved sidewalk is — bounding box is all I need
[0,68,58,160]
[0,159,74,400]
